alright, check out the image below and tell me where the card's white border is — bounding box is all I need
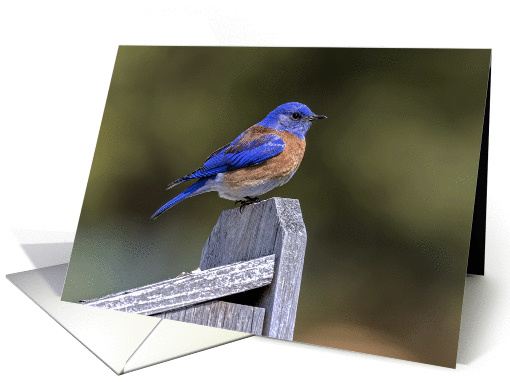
[2,1,509,381]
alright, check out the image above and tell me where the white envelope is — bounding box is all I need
[6,240,249,375]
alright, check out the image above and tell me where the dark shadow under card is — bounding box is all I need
[467,64,491,276]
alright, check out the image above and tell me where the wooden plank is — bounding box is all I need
[200,197,307,341]
[251,306,266,335]
[81,255,275,316]
[153,301,265,335]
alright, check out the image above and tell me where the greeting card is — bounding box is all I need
[61,47,490,368]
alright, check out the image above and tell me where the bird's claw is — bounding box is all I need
[235,196,260,213]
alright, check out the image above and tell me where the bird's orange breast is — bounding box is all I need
[222,128,306,190]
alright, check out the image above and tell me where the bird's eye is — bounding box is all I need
[291,112,301,120]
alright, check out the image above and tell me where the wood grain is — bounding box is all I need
[81,255,275,316]
[200,197,307,340]
[154,300,265,335]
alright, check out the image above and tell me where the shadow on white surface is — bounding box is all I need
[457,275,498,364]
[21,242,73,267]
[16,241,73,295]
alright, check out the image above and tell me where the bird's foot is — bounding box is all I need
[235,196,261,213]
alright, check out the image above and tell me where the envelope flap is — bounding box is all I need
[7,264,160,374]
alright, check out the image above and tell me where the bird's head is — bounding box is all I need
[258,102,326,139]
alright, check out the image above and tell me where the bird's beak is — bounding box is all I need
[312,114,327,120]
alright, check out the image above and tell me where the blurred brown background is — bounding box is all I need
[62,47,490,367]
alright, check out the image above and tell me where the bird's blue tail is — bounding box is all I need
[151,178,209,219]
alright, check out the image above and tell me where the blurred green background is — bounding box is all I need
[62,47,490,367]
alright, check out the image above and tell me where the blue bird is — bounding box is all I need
[151,102,326,218]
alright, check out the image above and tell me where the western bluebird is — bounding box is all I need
[151,102,326,218]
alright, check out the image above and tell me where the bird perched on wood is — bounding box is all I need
[151,102,326,218]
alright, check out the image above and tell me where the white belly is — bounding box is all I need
[205,172,295,201]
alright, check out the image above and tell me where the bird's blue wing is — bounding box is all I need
[168,128,285,188]
[203,132,285,170]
